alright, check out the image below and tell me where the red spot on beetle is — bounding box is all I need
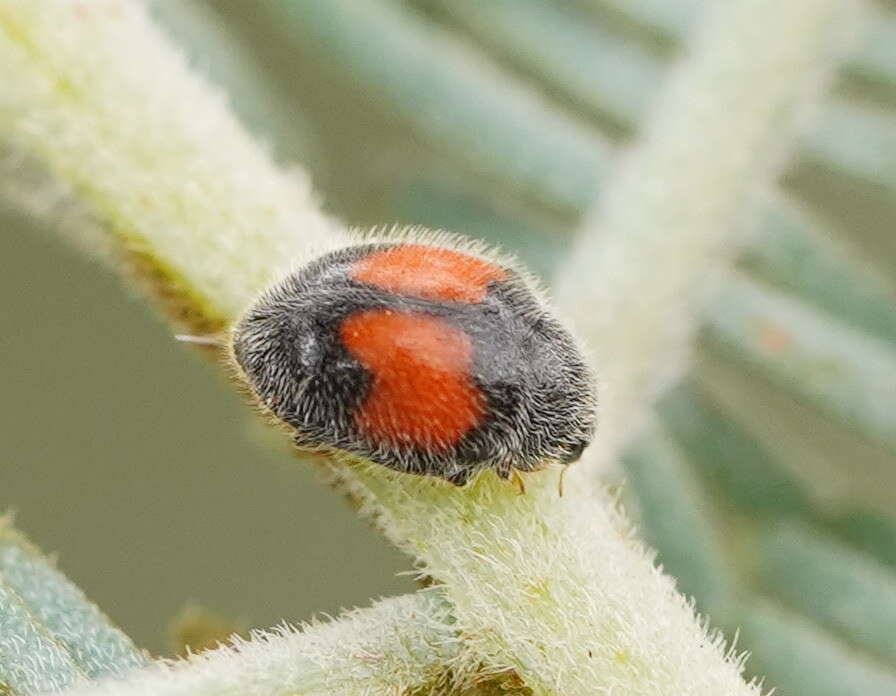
[350,244,506,303]
[340,309,484,449]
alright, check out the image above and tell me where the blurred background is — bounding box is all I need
[2,1,896,692]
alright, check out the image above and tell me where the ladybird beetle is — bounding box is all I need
[231,237,596,485]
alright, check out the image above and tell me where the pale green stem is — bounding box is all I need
[56,592,463,696]
[800,96,896,190]
[829,509,896,571]
[621,419,735,614]
[339,464,758,696]
[704,271,896,451]
[585,0,699,40]
[415,0,889,205]
[418,0,661,130]
[759,520,896,665]
[697,343,896,514]
[737,599,896,696]
[746,193,896,348]
[145,0,318,170]
[0,578,87,696]
[0,0,345,327]
[852,9,896,90]
[655,381,811,518]
[554,0,858,473]
[269,0,611,214]
[597,0,893,95]
[0,521,147,681]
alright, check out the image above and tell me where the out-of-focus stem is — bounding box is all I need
[554,0,858,474]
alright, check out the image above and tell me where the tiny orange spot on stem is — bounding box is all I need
[755,319,794,354]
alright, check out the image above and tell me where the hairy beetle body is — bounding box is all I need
[232,238,596,485]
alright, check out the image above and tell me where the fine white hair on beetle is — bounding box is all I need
[230,233,597,485]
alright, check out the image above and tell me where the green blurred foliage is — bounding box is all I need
[0,209,413,656]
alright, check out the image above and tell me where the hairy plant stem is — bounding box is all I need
[554,0,858,475]
[57,591,465,696]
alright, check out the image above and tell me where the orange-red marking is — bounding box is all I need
[350,244,506,303]
[340,309,484,450]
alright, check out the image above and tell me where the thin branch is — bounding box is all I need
[0,520,147,682]
[0,518,146,695]
[58,592,465,696]
[0,0,344,328]
[554,0,860,473]
[0,579,87,695]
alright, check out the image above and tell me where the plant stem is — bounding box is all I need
[0,0,344,329]
[0,521,147,681]
[58,591,463,696]
[554,0,858,473]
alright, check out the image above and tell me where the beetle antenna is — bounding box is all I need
[175,334,225,347]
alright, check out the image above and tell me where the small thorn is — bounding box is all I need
[175,334,225,347]
[558,465,569,497]
[510,470,526,495]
